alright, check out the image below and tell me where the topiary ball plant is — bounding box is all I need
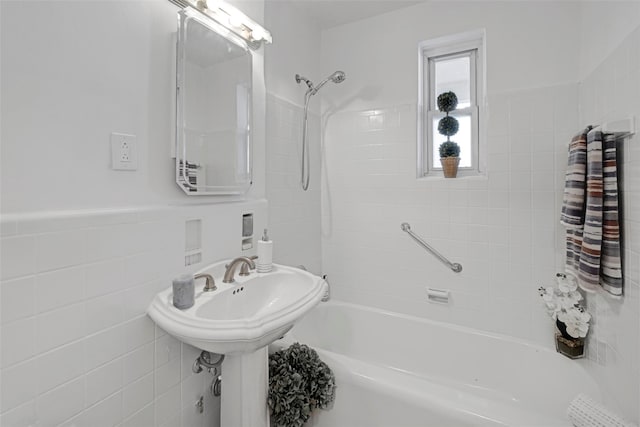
[439,141,460,158]
[268,343,336,427]
[437,91,458,113]
[437,115,459,137]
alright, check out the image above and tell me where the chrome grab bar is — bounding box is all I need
[400,223,462,273]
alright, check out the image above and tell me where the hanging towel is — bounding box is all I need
[564,129,622,296]
[599,133,622,295]
[560,129,590,228]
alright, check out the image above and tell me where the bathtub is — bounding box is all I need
[271,301,600,427]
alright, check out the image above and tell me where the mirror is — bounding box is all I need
[176,9,252,195]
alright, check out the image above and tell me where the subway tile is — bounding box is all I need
[36,340,85,394]
[85,325,125,371]
[36,302,86,353]
[1,359,37,412]
[85,291,124,335]
[154,384,181,426]
[122,403,154,427]
[1,235,36,280]
[35,266,85,314]
[123,373,154,419]
[86,224,130,262]
[123,315,155,353]
[35,229,87,272]
[73,391,122,427]
[154,357,181,397]
[155,334,181,368]
[0,400,37,427]
[1,276,35,323]
[36,377,85,426]
[85,358,123,407]
[1,317,36,368]
[124,280,161,320]
[85,258,126,299]
[0,219,18,237]
[123,342,154,385]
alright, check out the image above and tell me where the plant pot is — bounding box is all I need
[440,157,460,178]
[555,333,585,359]
[555,319,585,359]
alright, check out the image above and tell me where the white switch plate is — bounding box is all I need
[110,132,137,170]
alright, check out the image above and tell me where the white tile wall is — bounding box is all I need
[266,94,322,275]
[578,26,640,424]
[0,201,266,426]
[321,85,577,342]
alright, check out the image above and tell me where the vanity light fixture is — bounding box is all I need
[170,0,272,49]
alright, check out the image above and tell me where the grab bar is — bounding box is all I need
[400,223,462,273]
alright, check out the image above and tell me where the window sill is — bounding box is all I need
[417,172,487,181]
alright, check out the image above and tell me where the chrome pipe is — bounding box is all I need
[400,223,462,273]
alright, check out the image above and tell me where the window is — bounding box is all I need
[418,30,485,177]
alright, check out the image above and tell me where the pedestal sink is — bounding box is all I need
[147,261,328,427]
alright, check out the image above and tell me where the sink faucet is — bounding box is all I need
[194,273,216,292]
[223,257,256,283]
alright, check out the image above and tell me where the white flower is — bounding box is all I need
[557,275,578,293]
[558,308,591,338]
[538,272,590,338]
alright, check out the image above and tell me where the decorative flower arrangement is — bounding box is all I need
[538,273,591,339]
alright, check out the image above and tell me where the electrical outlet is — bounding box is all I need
[111,133,137,170]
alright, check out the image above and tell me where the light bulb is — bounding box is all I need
[251,27,265,41]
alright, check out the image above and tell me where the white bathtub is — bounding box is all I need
[271,301,600,427]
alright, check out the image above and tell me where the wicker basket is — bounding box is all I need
[440,157,460,178]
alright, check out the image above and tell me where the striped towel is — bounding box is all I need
[560,129,589,228]
[600,132,622,295]
[565,129,623,296]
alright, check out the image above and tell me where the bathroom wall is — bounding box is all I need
[577,4,640,421]
[264,4,323,274]
[0,0,266,212]
[320,0,580,345]
[0,202,266,427]
[320,1,639,423]
[1,0,268,426]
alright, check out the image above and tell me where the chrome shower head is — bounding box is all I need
[311,70,347,94]
[329,70,346,84]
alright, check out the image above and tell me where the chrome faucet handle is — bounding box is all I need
[223,257,256,283]
[194,273,216,292]
[239,256,259,276]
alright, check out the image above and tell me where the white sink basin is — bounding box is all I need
[147,261,327,354]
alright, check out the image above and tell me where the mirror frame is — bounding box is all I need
[175,8,253,195]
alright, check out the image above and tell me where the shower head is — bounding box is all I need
[296,71,347,97]
[329,70,346,84]
[312,70,347,94]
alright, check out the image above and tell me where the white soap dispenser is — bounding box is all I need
[257,229,273,273]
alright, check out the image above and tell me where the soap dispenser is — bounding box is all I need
[257,229,273,273]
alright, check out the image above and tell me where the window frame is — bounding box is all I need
[417,30,486,178]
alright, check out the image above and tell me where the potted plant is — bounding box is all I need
[538,273,591,359]
[439,141,461,178]
[437,92,461,178]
